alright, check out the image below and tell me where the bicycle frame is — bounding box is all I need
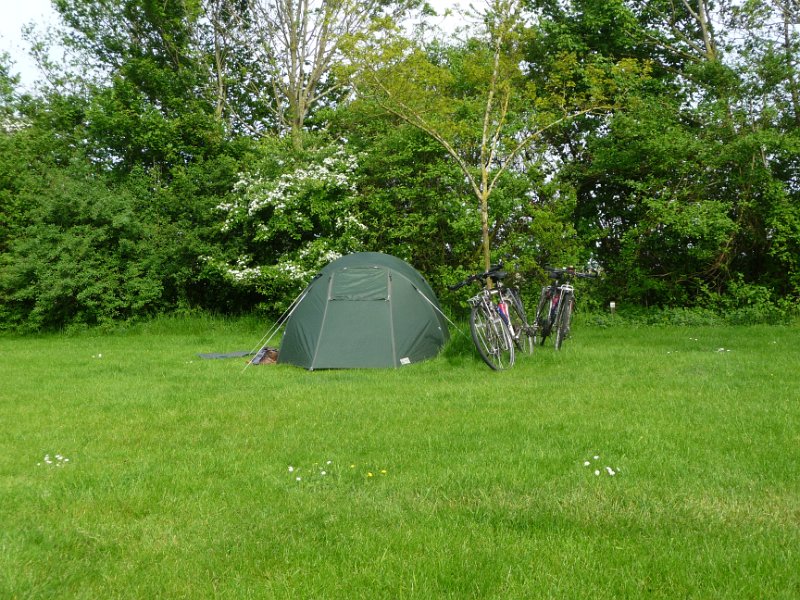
[533,267,589,347]
[550,283,574,319]
[463,271,521,339]
[469,289,510,332]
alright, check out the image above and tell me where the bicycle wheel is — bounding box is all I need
[532,288,550,346]
[507,290,534,355]
[554,293,574,350]
[470,301,515,370]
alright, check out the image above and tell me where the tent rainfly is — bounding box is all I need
[278,252,449,370]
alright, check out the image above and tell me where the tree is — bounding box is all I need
[0,167,166,329]
[208,136,372,310]
[230,0,419,148]
[632,0,720,62]
[541,0,800,309]
[350,0,620,273]
[51,0,233,173]
[7,0,261,323]
[0,56,31,256]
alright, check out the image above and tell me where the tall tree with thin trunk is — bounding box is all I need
[350,0,619,273]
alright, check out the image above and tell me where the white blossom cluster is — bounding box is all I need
[336,214,368,231]
[225,257,261,282]
[1,115,29,133]
[297,244,342,264]
[320,249,343,263]
[212,144,368,290]
[239,147,358,216]
[275,260,312,282]
[227,264,263,282]
[218,147,362,235]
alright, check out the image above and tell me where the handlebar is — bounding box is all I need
[547,267,599,280]
[448,263,599,291]
[448,263,507,291]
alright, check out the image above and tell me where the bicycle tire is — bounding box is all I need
[470,301,515,370]
[554,293,574,350]
[507,290,534,355]
[532,287,550,346]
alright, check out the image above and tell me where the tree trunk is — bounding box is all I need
[480,190,491,276]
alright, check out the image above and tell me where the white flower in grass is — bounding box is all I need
[606,467,616,476]
[593,455,600,460]
[288,466,294,472]
[41,453,71,467]
[583,461,591,467]
[296,476,302,482]
[594,470,601,476]
[320,471,327,476]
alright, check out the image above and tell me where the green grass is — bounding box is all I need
[1,316,799,598]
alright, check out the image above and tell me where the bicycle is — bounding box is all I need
[532,267,597,350]
[449,263,535,370]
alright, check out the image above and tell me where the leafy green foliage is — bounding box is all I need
[0,167,164,330]
[1,0,798,328]
[0,64,253,330]
[334,106,583,304]
[534,0,799,310]
[570,94,800,307]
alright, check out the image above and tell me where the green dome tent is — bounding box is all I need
[278,253,449,370]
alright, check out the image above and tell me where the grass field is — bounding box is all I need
[1,316,798,599]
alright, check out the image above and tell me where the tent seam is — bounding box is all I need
[309,273,335,370]
[388,271,397,367]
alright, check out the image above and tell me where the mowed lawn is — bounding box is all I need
[1,317,798,599]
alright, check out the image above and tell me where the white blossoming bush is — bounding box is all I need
[210,141,368,309]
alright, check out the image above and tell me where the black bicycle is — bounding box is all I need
[533,267,597,350]
[449,264,534,370]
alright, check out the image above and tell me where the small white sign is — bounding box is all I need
[400,357,411,365]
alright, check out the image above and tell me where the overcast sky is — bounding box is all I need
[0,0,57,88]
